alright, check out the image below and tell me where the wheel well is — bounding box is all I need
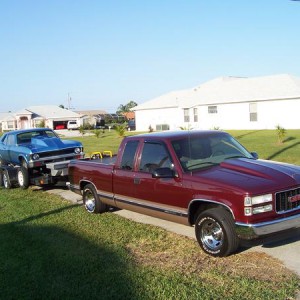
[80,180,95,192]
[18,156,26,165]
[189,200,233,225]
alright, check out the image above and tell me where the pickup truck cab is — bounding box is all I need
[67,130,300,256]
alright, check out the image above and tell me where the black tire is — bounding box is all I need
[195,207,239,257]
[17,167,30,189]
[83,184,108,213]
[3,170,12,189]
[21,158,28,169]
[0,170,3,187]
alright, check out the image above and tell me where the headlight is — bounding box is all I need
[74,147,81,154]
[244,194,272,206]
[32,153,40,160]
[244,194,273,216]
[244,204,273,216]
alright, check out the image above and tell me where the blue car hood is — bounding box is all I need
[26,137,80,152]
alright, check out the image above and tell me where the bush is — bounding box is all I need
[114,124,127,137]
[276,125,286,144]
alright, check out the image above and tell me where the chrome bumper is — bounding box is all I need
[236,213,300,239]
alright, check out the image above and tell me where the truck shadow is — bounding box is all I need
[0,205,141,299]
[239,227,300,251]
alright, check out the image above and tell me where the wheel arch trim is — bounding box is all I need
[188,199,236,225]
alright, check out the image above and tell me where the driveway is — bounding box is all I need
[48,187,300,278]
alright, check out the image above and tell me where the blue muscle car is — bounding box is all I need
[0,128,84,188]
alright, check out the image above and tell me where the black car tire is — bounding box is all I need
[17,167,30,189]
[3,170,12,189]
[0,170,3,187]
[195,207,239,257]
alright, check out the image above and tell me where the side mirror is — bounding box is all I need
[251,152,258,159]
[152,167,176,179]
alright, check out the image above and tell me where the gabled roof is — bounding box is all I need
[134,88,193,111]
[134,74,300,111]
[17,105,81,119]
[0,112,16,121]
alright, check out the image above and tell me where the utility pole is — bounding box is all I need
[67,93,74,110]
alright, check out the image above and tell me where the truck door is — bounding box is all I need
[113,140,140,206]
[132,141,188,221]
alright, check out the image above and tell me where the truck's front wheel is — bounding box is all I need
[83,184,108,213]
[195,207,239,257]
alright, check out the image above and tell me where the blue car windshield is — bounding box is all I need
[17,130,58,145]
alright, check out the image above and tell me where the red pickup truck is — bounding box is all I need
[67,130,300,257]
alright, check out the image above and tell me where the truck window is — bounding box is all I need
[120,140,139,170]
[139,142,172,173]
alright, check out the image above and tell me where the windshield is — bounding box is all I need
[171,133,253,171]
[17,130,58,145]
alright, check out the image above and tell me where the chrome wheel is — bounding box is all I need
[83,184,108,214]
[84,189,96,213]
[200,217,223,251]
[195,208,239,257]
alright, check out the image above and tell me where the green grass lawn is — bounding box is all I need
[1,129,300,299]
[0,189,299,299]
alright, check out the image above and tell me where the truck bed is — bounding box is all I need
[78,155,117,165]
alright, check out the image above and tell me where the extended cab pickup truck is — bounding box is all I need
[67,130,300,257]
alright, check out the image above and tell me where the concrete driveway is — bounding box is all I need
[48,187,300,278]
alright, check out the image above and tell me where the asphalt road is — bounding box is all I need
[47,186,300,279]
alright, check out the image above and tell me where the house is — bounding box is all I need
[74,109,108,127]
[0,105,82,131]
[0,112,17,131]
[134,74,300,131]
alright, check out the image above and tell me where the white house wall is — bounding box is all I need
[136,98,300,131]
[135,107,182,131]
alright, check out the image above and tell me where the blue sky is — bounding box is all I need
[0,0,299,113]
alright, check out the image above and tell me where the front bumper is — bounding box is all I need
[236,213,300,239]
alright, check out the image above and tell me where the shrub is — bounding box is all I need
[276,125,286,144]
[114,124,127,137]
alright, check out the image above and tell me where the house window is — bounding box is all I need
[184,109,190,122]
[156,124,170,131]
[193,108,198,122]
[249,103,257,122]
[208,106,218,114]
[7,121,14,129]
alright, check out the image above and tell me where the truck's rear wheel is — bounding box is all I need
[83,184,108,213]
[17,167,29,189]
[195,207,239,257]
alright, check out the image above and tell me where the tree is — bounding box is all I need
[117,101,137,114]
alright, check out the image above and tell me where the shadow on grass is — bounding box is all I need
[267,141,300,160]
[234,130,263,139]
[283,136,296,143]
[0,205,140,299]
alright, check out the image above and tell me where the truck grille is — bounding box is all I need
[276,187,300,213]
